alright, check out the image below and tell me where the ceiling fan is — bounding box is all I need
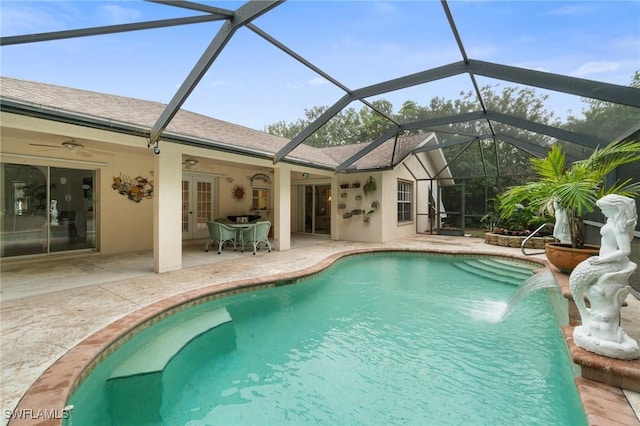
[29,140,96,157]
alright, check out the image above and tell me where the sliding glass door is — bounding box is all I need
[295,184,331,235]
[1,163,96,257]
[49,167,96,252]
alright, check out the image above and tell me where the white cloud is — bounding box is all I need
[543,4,600,17]
[372,2,398,15]
[0,4,69,34]
[573,61,619,77]
[284,78,328,90]
[208,80,228,87]
[333,36,364,50]
[285,82,305,90]
[97,4,142,25]
[307,78,327,86]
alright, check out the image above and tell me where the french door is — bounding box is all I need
[182,173,217,240]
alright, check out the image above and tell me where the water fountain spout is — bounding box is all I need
[500,270,558,322]
[569,194,639,360]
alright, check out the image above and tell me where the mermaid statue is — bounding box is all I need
[570,194,639,360]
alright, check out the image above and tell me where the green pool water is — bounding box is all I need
[65,253,586,425]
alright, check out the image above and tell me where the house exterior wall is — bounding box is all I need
[100,149,155,254]
[336,172,383,243]
[382,168,417,242]
[335,152,442,244]
[336,167,422,244]
[1,113,156,256]
[0,113,289,263]
[1,111,443,264]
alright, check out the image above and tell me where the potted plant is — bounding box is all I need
[364,210,375,223]
[363,176,377,196]
[498,141,640,272]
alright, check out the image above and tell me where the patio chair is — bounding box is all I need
[205,221,237,254]
[239,221,272,255]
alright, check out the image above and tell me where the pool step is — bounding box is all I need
[109,307,232,379]
[107,307,234,424]
[454,258,533,286]
[475,258,535,279]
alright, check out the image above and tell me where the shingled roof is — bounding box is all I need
[1,77,443,172]
[0,76,351,169]
[321,133,436,171]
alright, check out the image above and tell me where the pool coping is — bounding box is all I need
[8,247,639,425]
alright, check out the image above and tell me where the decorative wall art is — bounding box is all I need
[112,174,153,203]
[231,184,246,202]
[249,173,272,186]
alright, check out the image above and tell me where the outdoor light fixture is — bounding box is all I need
[302,172,309,179]
[148,139,160,155]
[61,141,84,152]
[183,158,198,170]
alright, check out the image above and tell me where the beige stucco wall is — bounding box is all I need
[335,152,441,244]
[336,173,380,243]
[2,112,444,261]
[217,164,262,219]
[100,149,155,254]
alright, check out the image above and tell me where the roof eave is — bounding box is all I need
[1,97,336,171]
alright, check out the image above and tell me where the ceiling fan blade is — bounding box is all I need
[85,148,113,156]
[29,143,61,148]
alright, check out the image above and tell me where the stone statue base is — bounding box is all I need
[573,325,640,360]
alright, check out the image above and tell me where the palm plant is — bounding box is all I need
[498,141,640,248]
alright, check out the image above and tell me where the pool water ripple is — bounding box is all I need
[66,254,586,425]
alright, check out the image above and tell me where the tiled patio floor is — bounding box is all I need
[1,234,639,425]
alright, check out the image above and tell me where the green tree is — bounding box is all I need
[265,84,559,158]
[564,71,640,142]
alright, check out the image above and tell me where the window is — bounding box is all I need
[252,187,271,211]
[397,180,413,222]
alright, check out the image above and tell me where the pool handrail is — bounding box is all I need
[521,223,553,256]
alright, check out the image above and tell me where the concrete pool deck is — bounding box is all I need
[1,234,639,425]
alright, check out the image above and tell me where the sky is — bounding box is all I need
[1,1,639,132]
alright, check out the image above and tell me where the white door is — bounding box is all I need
[182,174,217,240]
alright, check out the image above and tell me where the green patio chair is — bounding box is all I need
[239,221,272,255]
[205,222,237,254]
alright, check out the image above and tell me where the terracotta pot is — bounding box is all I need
[544,242,600,273]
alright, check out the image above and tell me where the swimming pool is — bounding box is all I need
[64,253,586,425]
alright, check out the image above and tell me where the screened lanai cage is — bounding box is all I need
[1,0,639,240]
